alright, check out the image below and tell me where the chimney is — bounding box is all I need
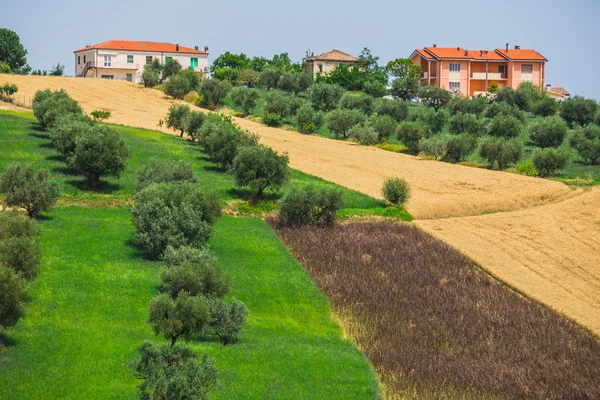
[433,44,437,48]
[514,45,521,49]
[194,46,199,50]
[176,43,179,52]
[506,43,509,51]
[204,46,209,52]
[464,50,469,56]
[86,44,91,47]
[456,47,460,51]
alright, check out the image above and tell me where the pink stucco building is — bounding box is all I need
[410,44,547,97]
[74,40,209,84]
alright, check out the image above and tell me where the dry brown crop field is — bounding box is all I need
[2,74,599,334]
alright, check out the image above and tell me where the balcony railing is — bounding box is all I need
[87,61,139,70]
[422,71,437,79]
[471,72,508,80]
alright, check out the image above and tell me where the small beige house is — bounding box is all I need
[305,49,359,77]
[74,40,209,84]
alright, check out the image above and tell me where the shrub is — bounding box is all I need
[487,114,522,139]
[198,79,232,109]
[134,342,218,400]
[569,125,600,165]
[479,137,523,170]
[49,113,93,157]
[163,74,193,100]
[137,159,197,191]
[161,259,230,299]
[531,148,569,177]
[560,96,598,128]
[391,76,419,101]
[205,297,249,345]
[199,120,256,169]
[161,245,215,268]
[179,69,201,91]
[263,90,292,117]
[165,103,191,137]
[0,237,41,281]
[0,163,60,217]
[483,101,526,122]
[407,107,448,135]
[419,136,447,160]
[0,211,36,239]
[132,182,221,259]
[340,92,374,114]
[531,97,559,117]
[68,124,131,188]
[368,114,397,142]
[230,87,260,116]
[447,96,487,116]
[279,185,343,227]
[382,177,410,205]
[448,112,487,136]
[310,83,346,111]
[418,85,451,111]
[362,81,386,98]
[32,89,83,130]
[259,68,282,90]
[374,98,409,122]
[141,59,162,88]
[148,292,211,346]
[349,124,379,145]
[184,111,206,141]
[161,58,182,81]
[262,112,282,127]
[230,145,290,197]
[0,266,26,331]
[529,116,568,148]
[277,72,312,94]
[396,121,426,153]
[90,110,111,122]
[443,134,478,163]
[326,108,365,138]
[295,103,324,134]
[516,159,539,176]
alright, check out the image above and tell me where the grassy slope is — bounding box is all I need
[0,112,380,398]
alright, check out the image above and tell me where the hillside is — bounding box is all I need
[2,74,599,335]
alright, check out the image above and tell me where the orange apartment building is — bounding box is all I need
[410,44,547,97]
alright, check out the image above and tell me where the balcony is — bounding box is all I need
[87,61,139,70]
[471,72,507,80]
[422,71,437,79]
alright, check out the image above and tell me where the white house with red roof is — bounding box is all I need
[410,44,547,97]
[305,49,360,77]
[74,40,209,83]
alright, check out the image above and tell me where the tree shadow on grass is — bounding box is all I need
[227,187,281,203]
[52,165,79,177]
[0,332,17,348]
[65,179,121,194]
[38,142,55,149]
[203,164,226,173]
[46,154,66,162]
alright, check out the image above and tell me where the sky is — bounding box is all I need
[1,0,598,99]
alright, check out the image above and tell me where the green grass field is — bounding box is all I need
[0,111,381,399]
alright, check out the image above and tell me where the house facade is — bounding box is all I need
[74,40,209,84]
[305,49,359,77]
[410,45,547,97]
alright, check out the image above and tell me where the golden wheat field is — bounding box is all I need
[2,74,599,334]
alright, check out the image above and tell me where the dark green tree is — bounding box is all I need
[391,76,419,101]
[0,28,29,73]
[230,145,290,197]
[0,163,60,217]
[418,85,451,111]
[326,108,365,138]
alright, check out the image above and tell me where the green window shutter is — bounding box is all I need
[190,58,198,68]
[166,56,173,62]
[127,55,134,63]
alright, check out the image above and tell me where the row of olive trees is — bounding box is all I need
[0,212,43,339]
[130,160,250,399]
[32,89,131,188]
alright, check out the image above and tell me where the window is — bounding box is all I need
[83,55,86,64]
[126,73,133,82]
[318,64,323,73]
[127,55,134,64]
[103,55,112,67]
[78,56,80,65]
[449,82,461,91]
[146,56,153,63]
[449,63,461,72]
[521,64,532,74]
[100,75,114,79]
[190,58,198,69]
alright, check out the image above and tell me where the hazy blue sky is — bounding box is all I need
[1,0,598,98]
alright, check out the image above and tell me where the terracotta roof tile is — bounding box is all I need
[415,49,435,60]
[307,49,359,62]
[424,47,472,59]
[74,40,207,54]
[470,50,506,61]
[495,48,547,61]
[548,86,570,96]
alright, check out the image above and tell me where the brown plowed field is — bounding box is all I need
[3,74,599,334]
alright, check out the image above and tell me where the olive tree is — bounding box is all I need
[478,137,523,170]
[163,74,193,100]
[32,89,83,130]
[391,76,419,101]
[374,98,409,122]
[340,92,374,114]
[0,266,26,331]
[396,121,426,154]
[230,87,260,116]
[165,103,191,137]
[529,116,568,148]
[487,115,522,139]
[161,260,230,299]
[531,148,569,177]
[0,163,60,217]
[310,83,346,111]
[569,125,600,165]
[198,79,232,109]
[418,85,451,111]
[295,103,324,134]
[326,108,365,138]
[560,96,598,128]
[136,159,197,191]
[259,68,282,90]
[230,145,290,198]
[277,72,312,94]
[279,185,343,227]
[204,297,249,345]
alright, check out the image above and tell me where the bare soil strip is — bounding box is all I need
[3,74,599,335]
